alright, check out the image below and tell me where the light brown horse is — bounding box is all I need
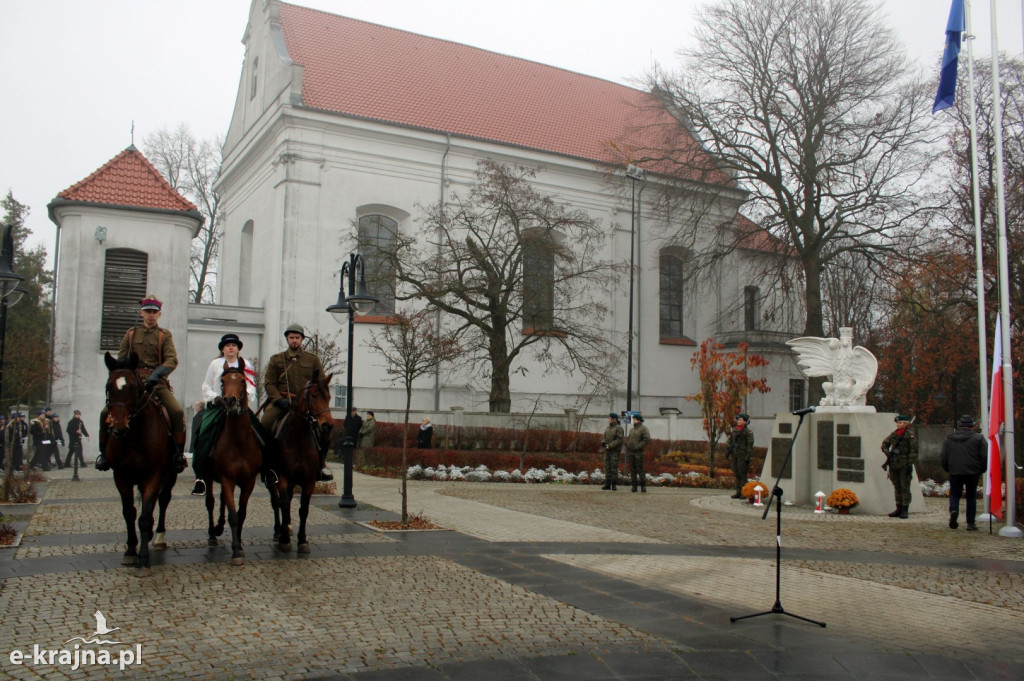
[267,370,333,553]
[205,359,262,566]
[103,352,178,576]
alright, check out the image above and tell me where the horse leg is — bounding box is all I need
[297,485,312,554]
[153,476,173,551]
[222,478,245,566]
[205,477,218,547]
[269,480,283,543]
[135,482,160,576]
[215,481,226,538]
[235,472,257,560]
[278,483,293,552]
[116,478,138,566]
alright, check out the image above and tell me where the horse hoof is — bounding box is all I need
[208,538,219,547]
[230,557,245,566]
[135,567,152,578]
[298,543,310,554]
[278,542,292,552]
[121,555,137,566]
[153,542,167,551]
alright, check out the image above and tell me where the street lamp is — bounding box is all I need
[0,224,24,487]
[624,164,646,414]
[325,252,378,508]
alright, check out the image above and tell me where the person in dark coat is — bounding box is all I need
[64,409,90,468]
[416,417,433,449]
[940,414,988,531]
[47,413,66,469]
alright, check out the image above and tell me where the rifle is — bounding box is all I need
[882,416,916,471]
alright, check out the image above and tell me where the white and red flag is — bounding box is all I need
[986,315,1004,519]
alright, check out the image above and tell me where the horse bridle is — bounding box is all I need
[106,369,155,429]
[300,379,332,423]
[220,366,249,415]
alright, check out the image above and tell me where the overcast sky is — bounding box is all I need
[2,0,1021,260]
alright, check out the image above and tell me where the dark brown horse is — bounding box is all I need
[268,370,333,553]
[205,359,262,566]
[103,352,178,576]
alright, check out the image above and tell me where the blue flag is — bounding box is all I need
[932,0,966,113]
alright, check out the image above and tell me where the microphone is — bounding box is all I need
[792,406,816,416]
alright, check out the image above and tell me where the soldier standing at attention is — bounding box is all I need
[727,413,754,498]
[262,324,333,481]
[600,412,623,491]
[881,414,918,519]
[96,295,187,472]
[624,414,651,493]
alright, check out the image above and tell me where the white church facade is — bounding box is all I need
[50,0,807,436]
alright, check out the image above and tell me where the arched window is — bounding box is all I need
[101,248,148,350]
[239,221,254,306]
[357,214,397,315]
[659,251,685,339]
[523,234,555,332]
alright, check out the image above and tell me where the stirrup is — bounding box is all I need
[95,454,110,471]
[190,479,206,496]
[317,467,334,482]
[263,469,279,485]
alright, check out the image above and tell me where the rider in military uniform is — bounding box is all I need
[727,412,754,498]
[881,414,918,519]
[261,324,333,481]
[600,412,623,491]
[96,295,187,472]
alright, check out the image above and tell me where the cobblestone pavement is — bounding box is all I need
[0,467,1021,680]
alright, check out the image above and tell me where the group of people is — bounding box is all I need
[600,412,652,493]
[8,407,89,472]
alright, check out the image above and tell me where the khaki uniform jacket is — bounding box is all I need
[881,428,918,468]
[264,348,325,401]
[601,423,624,451]
[625,424,651,454]
[119,325,178,376]
[728,427,754,462]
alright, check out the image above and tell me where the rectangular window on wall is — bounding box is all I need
[659,252,685,338]
[744,285,759,331]
[101,249,148,351]
[522,237,555,331]
[789,378,805,412]
[333,385,347,410]
[358,214,397,315]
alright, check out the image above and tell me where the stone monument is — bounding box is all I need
[762,328,925,515]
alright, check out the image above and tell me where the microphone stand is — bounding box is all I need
[731,408,825,628]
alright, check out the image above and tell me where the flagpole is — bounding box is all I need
[989,0,1022,537]
[965,0,996,523]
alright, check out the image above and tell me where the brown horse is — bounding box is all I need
[205,359,262,566]
[268,370,333,553]
[103,352,178,576]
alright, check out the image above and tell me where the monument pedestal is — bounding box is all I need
[764,409,925,516]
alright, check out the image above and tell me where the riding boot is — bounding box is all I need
[317,451,334,482]
[888,505,901,518]
[172,430,187,473]
[611,478,617,491]
[95,429,110,471]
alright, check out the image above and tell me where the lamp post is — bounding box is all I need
[624,165,645,414]
[0,224,24,493]
[326,252,378,508]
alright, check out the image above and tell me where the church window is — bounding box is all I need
[100,249,148,351]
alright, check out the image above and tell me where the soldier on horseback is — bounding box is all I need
[96,295,187,473]
[261,324,334,482]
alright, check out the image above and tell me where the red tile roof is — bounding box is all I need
[278,3,724,182]
[55,146,199,214]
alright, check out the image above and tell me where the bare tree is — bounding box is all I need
[366,309,461,521]
[143,125,223,303]
[380,159,620,412]
[646,0,940,401]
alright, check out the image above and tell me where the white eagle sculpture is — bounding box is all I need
[786,327,878,407]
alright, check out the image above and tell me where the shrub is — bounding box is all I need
[741,480,769,499]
